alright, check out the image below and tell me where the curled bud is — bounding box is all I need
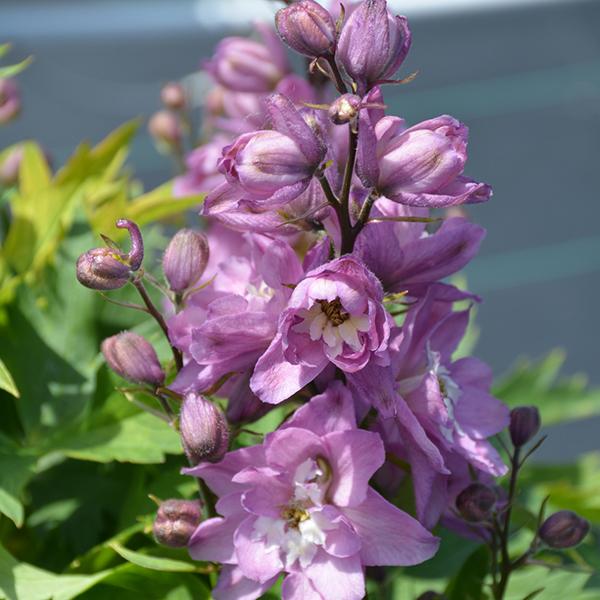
[163,229,209,293]
[0,78,21,124]
[276,0,337,58]
[160,82,187,110]
[509,406,541,447]
[76,247,130,291]
[539,510,590,549]
[101,332,165,386]
[116,219,144,271]
[153,499,202,548]
[148,110,182,146]
[328,94,362,125]
[180,393,229,465]
[456,483,497,522]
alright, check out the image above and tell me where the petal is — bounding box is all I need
[304,549,365,600]
[282,573,322,600]
[283,381,357,435]
[341,488,440,566]
[325,429,385,507]
[234,516,284,583]
[250,333,328,404]
[265,427,324,472]
[214,565,278,600]
[188,515,240,563]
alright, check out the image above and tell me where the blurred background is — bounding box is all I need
[1,0,599,459]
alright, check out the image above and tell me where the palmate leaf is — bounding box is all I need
[493,350,600,426]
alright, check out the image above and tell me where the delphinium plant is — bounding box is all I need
[0,3,598,600]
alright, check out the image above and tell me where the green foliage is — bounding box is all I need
[0,43,33,78]
[494,350,600,426]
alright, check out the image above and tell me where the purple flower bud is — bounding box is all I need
[153,499,202,548]
[180,393,229,465]
[328,94,362,125]
[163,229,210,293]
[0,78,21,124]
[539,510,590,549]
[337,0,411,92]
[116,219,144,271]
[160,82,187,111]
[509,406,541,447]
[455,483,497,522]
[148,110,182,146]
[276,0,337,58]
[205,26,290,93]
[101,332,165,386]
[76,247,130,291]
[0,145,25,186]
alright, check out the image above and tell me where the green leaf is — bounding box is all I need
[126,183,203,227]
[52,412,181,464]
[445,545,490,600]
[494,350,600,425]
[0,358,19,398]
[0,543,112,600]
[505,566,591,599]
[0,449,36,527]
[108,543,198,573]
[0,56,33,79]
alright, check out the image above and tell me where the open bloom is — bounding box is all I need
[358,113,492,208]
[337,0,411,93]
[186,383,439,600]
[251,256,392,404]
[350,289,509,527]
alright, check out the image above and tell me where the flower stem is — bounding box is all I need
[131,277,183,371]
[326,56,348,94]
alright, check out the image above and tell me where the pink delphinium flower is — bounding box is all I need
[186,383,439,599]
[250,255,392,404]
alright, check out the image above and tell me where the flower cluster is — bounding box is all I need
[76,1,590,599]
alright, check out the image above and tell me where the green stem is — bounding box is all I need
[132,278,183,371]
[326,56,348,94]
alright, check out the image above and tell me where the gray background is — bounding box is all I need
[1,0,599,460]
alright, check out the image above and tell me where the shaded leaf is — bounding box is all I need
[445,545,490,600]
[0,358,19,398]
[494,350,600,426]
[109,543,198,573]
[0,447,36,527]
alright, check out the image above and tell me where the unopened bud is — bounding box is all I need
[0,78,21,124]
[116,219,144,271]
[456,483,497,522]
[148,110,182,146]
[509,406,541,447]
[160,82,187,111]
[153,499,201,548]
[180,393,229,465]
[163,229,209,293]
[276,0,337,58]
[417,593,447,600]
[76,247,130,290]
[539,510,590,549]
[328,94,362,125]
[101,332,165,386]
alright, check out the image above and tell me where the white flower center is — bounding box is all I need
[426,344,464,442]
[251,458,333,569]
[293,297,370,358]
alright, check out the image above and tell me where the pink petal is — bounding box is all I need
[325,429,385,507]
[234,516,284,583]
[304,549,365,600]
[342,488,440,566]
[188,515,240,563]
[250,334,328,404]
[282,573,322,600]
[214,565,278,600]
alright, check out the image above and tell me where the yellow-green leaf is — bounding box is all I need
[109,543,198,573]
[0,357,19,398]
[19,142,52,195]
